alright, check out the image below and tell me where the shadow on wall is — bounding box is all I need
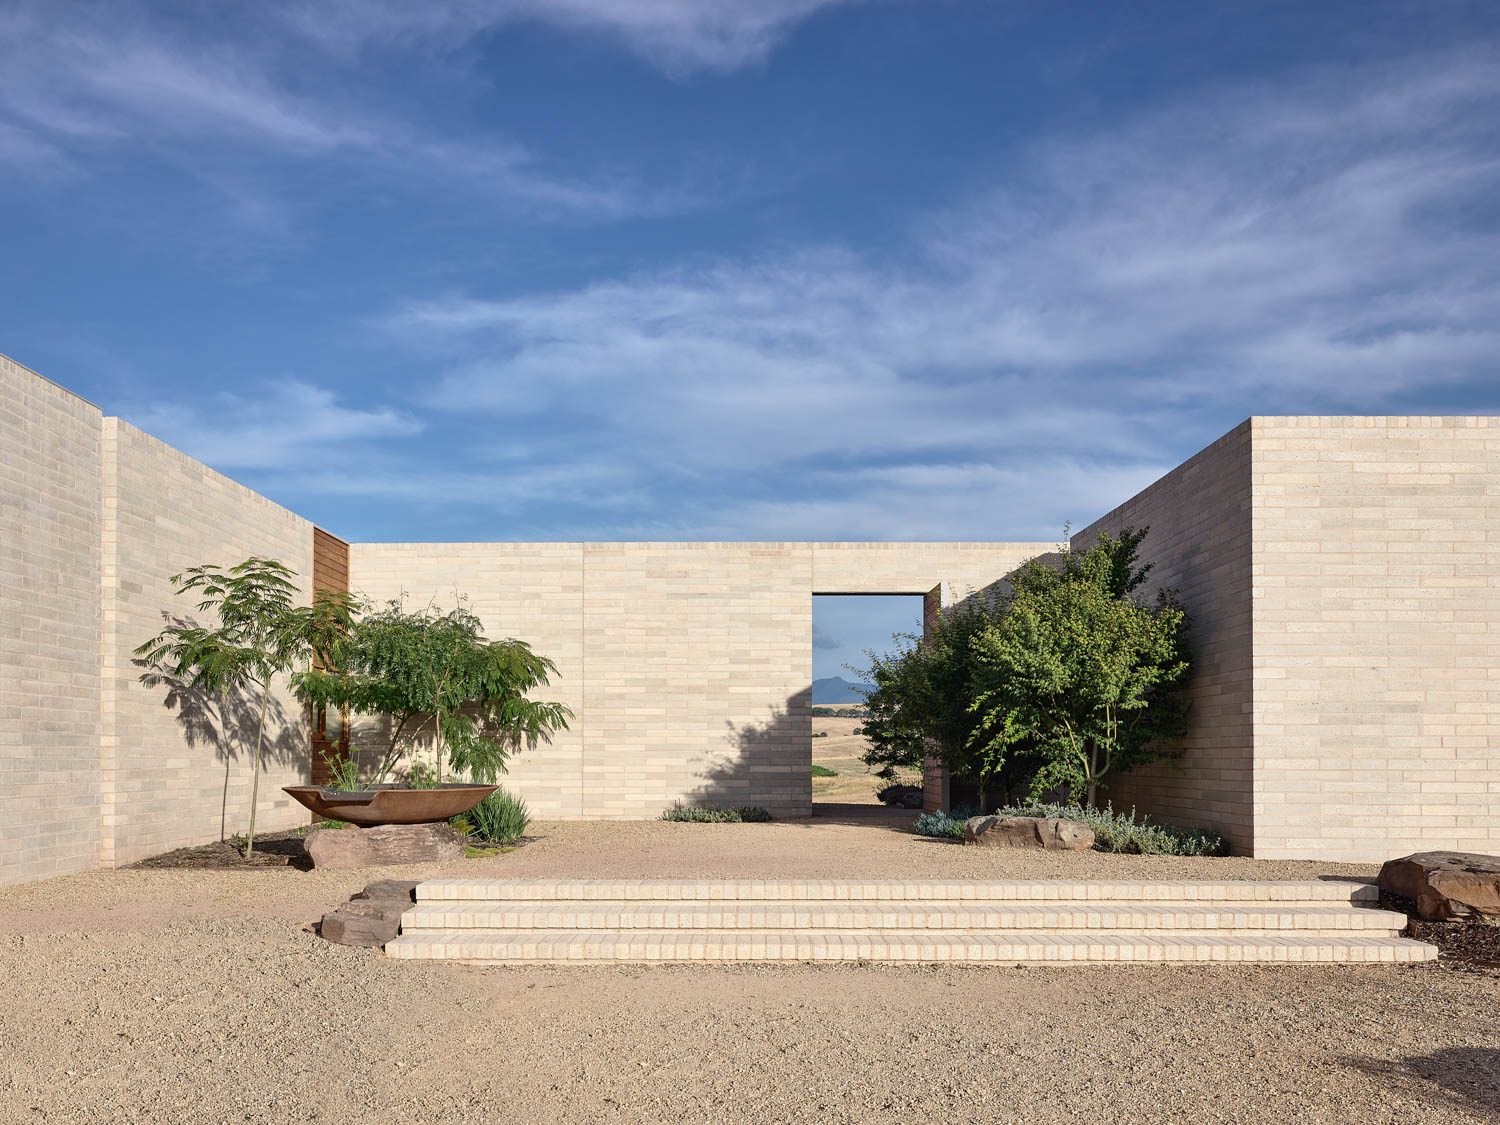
[135,615,305,841]
[680,689,813,815]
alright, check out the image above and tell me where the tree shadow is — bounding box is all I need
[135,615,305,841]
[1344,1048,1500,1118]
[678,690,813,817]
[678,690,920,834]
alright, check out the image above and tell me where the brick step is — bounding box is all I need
[401,901,1407,934]
[416,878,1381,905]
[385,930,1437,964]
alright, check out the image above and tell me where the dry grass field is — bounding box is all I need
[811,705,918,805]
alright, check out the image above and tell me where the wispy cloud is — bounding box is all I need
[0,0,719,221]
[123,380,423,471]
[280,0,860,75]
[373,51,1500,538]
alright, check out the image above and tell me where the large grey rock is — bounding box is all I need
[306,823,464,870]
[1379,851,1500,921]
[353,879,421,903]
[319,908,403,947]
[964,814,1095,851]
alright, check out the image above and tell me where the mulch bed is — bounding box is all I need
[1381,889,1500,975]
[129,829,314,870]
[129,830,538,871]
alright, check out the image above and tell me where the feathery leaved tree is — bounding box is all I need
[135,558,351,856]
[293,598,572,785]
[969,528,1190,807]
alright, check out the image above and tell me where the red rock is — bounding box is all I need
[1379,851,1500,921]
[305,823,464,869]
[963,814,1095,850]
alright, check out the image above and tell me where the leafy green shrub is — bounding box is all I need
[994,802,1228,856]
[459,788,532,844]
[913,810,967,839]
[811,764,837,777]
[661,805,773,823]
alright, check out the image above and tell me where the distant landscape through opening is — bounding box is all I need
[810,594,923,813]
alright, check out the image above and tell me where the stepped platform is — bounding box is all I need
[384,878,1437,965]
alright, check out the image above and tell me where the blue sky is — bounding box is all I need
[4,0,1499,561]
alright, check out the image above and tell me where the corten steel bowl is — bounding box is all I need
[282,783,498,826]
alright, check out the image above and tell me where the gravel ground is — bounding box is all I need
[2,817,1495,1124]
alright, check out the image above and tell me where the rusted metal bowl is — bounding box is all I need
[282,784,498,826]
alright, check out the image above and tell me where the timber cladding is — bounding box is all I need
[313,526,351,593]
[309,527,351,785]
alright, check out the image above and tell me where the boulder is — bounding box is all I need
[353,879,421,903]
[964,814,1095,851]
[318,879,422,947]
[1378,851,1500,921]
[306,822,465,870]
[319,910,402,947]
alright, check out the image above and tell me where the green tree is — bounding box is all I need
[294,598,572,785]
[970,528,1190,807]
[135,558,349,856]
[857,594,1029,808]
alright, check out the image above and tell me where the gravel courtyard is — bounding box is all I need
[2,815,1496,1124]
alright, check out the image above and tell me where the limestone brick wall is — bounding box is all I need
[581,543,813,817]
[349,542,1046,819]
[0,356,102,885]
[812,542,1049,598]
[1249,417,1500,861]
[1071,422,1256,851]
[346,543,587,817]
[100,419,314,864]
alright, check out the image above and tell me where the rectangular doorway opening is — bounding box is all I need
[810,594,924,818]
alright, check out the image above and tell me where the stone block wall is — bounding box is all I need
[0,356,102,885]
[100,419,314,865]
[1250,417,1500,861]
[1071,422,1256,851]
[347,543,587,817]
[350,542,1045,818]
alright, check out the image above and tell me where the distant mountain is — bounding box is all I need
[811,676,874,704]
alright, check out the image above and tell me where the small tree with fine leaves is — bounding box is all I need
[969,528,1190,807]
[293,598,572,785]
[135,558,349,856]
[858,594,1033,809]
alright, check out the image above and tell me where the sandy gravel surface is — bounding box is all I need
[4,818,1492,1124]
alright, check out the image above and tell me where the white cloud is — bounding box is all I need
[123,380,423,471]
[375,51,1500,538]
[281,0,859,74]
[0,1,694,220]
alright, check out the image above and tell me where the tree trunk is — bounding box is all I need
[245,679,270,857]
[1086,780,1098,808]
[1086,744,1098,808]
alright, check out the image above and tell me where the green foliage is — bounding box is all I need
[811,764,837,777]
[660,805,774,823]
[321,749,364,792]
[135,557,353,856]
[912,810,968,839]
[295,597,572,785]
[858,597,1031,804]
[971,529,1191,807]
[994,802,1228,856]
[462,788,532,844]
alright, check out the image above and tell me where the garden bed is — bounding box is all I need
[128,828,534,871]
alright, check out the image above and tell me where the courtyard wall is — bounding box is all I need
[99,418,314,866]
[349,541,1044,818]
[0,356,103,884]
